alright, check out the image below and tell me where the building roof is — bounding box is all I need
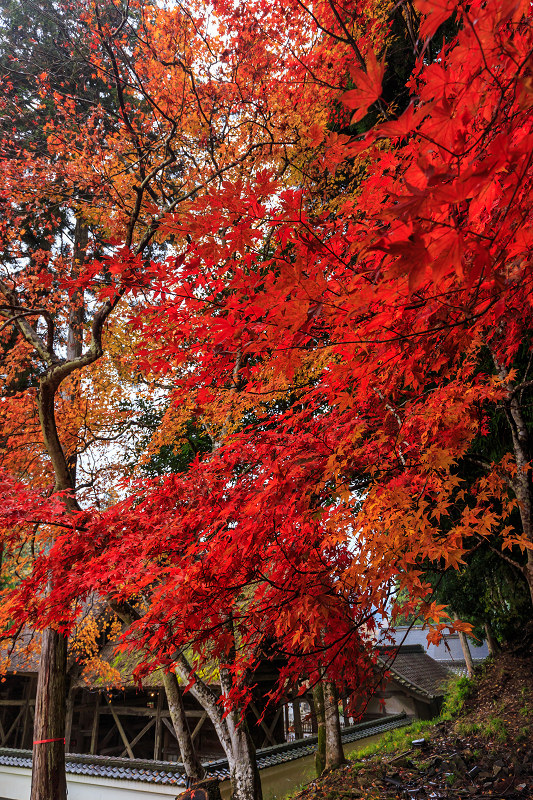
[0,715,411,784]
[377,644,451,700]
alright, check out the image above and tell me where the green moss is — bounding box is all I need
[348,720,435,761]
[483,717,508,743]
[441,674,475,720]
[455,720,481,736]
[517,726,530,743]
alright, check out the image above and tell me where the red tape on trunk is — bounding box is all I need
[33,737,65,744]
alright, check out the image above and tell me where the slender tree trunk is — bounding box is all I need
[225,720,262,800]
[30,375,73,800]
[162,670,204,781]
[323,683,345,771]
[525,555,533,607]
[174,653,262,800]
[312,682,326,777]
[484,622,499,657]
[109,603,206,783]
[491,351,533,607]
[220,659,262,800]
[30,628,67,800]
[454,615,475,678]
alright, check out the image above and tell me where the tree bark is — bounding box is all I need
[454,615,475,678]
[30,628,67,800]
[225,719,262,800]
[173,653,262,800]
[66,217,87,484]
[312,682,326,778]
[491,351,533,607]
[29,220,93,800]
[219,662,262,800]
[484,622,499,656]
[323,683,345,771]
[162,670,204,781]
[31,371,76,800]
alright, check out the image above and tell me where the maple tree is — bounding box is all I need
[1,0,533,798]
[1,0,351,795]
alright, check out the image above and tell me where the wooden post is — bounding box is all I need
[90,693,100,755]
[190,711,208,742]
[124,718,156,755]
[107,699,134,758]
[154,689,163,761]
[309,693,318,734]
[250,702,280,747]
[2,705,25,747]
[293,697,303,740]
[65,687,74,753]
[283,702,290,741]
[342,695,349,728]
[20,678,33,749]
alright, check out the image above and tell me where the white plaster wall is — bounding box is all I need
[364,693,417,718]
[390,628,489,661]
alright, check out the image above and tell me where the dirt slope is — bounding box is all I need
[291,649,533,800]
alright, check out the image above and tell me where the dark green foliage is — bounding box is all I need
[129,399,212,477]
[425,548,530,644]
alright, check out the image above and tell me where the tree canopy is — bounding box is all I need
[1,0,533,795]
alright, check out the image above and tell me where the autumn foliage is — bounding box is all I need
[1,0,533,733]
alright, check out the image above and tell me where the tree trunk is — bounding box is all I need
[173,653,262,800]
[225,721,262,800]
[220,658,262,800]
[30,218,90,799]
[30,628,67,800]
[454,616,475,678]
[30,374,75,800]
[312,682,326,778]
[162,670,204,781]
[525,554,533,608]
[484,622,499,657]
[66,216,87,484]
[324,683,345,771]
[491,351,533,607]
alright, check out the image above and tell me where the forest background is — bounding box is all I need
[0,0,532,798]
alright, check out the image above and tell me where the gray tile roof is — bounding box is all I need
[0,750,187,786]
[378,645,452,699]
[0,715,410,784]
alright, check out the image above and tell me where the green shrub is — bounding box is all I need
[441,674,475,719]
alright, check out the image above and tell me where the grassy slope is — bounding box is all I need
[289,648,533,800]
